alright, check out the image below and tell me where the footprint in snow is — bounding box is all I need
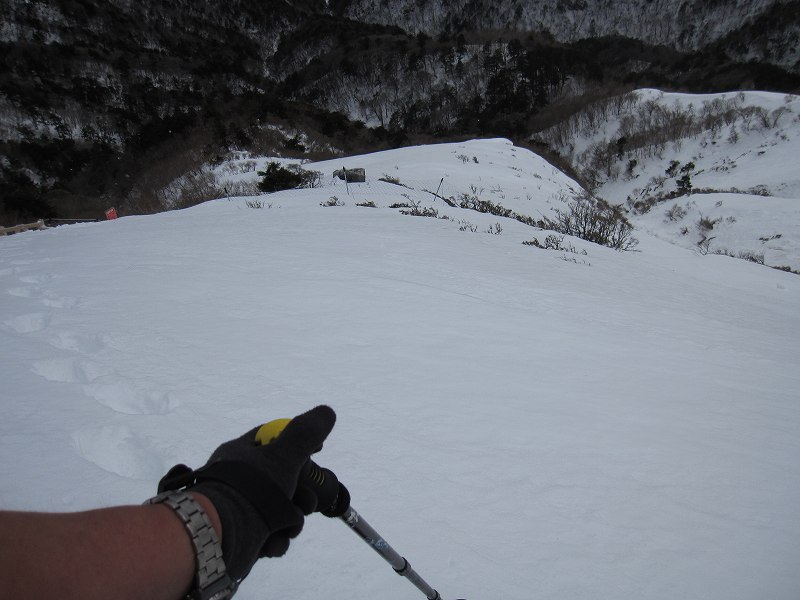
[6,287,34,298]
[83,381,178,415]
[48,331,106,354]
[31,357,109,384]
[40,292,79,309]
[71,425,166,480]
[5,282,78,309]
[3,313,50,333]
[18,273,54,285]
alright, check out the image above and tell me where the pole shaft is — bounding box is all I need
[340,507,441,600]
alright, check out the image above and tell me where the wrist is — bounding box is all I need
[191,492,223,543]
[188,480,272,581]
[146,491,234,600]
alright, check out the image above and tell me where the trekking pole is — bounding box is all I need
[339,504,444,600]
[256,420,457,600]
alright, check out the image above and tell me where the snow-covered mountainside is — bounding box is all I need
[207,92,800,272]
[535,89,800,271]
[2,138,799,600]
[4,0,798,225]
[338,0,800,70]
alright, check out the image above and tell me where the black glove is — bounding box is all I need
[158,405,336,581]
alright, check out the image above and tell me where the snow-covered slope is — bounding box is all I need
[338,0,800,70]
[591,90,800,199]
[215,138,584,228]
[536,89,800,270]
[2,139,800,599]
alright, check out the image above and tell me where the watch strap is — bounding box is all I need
[146,491,235,600]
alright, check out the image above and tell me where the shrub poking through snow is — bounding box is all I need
[379,174,404,186]
[665,203,688,222]
[458,220,478,232]
[524,234,587,255]
[458,193,515,218]
[399,199,438,218]
[257,162,321,193]
[697,215,720,231]
[544,193,639,251]
[738,250,765,265]
[245,200,270,209]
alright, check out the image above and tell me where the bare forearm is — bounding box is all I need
[0,494,220,600]
[0,406,336,598]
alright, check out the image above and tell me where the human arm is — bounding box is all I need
[0,404,336,599]
[0,493,219,600]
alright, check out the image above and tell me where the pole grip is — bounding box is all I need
[256,419,350,517]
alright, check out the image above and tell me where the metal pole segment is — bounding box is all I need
[340,506,442,600]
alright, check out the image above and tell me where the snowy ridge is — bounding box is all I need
[2,138,800,599]
[214,138,584,224]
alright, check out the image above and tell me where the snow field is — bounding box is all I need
[1,138,800,599]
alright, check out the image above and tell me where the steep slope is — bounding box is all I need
[535,89,800,270]
[335,0,800,71]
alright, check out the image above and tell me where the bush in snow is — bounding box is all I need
[523,234,587,255]
[257,162,322,193]
[399,198,438,218]
[457,219,478,232]
[544,193,638,251]
[379,174,403,186]
[697,215,720,232]
[457,193,515,218]
[737,250,765,265]
[664,203,688,222]
[245,200,270,209]
[712,248,766,265]
[772,265,800,275]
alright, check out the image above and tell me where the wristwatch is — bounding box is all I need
[146,491,235,600]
